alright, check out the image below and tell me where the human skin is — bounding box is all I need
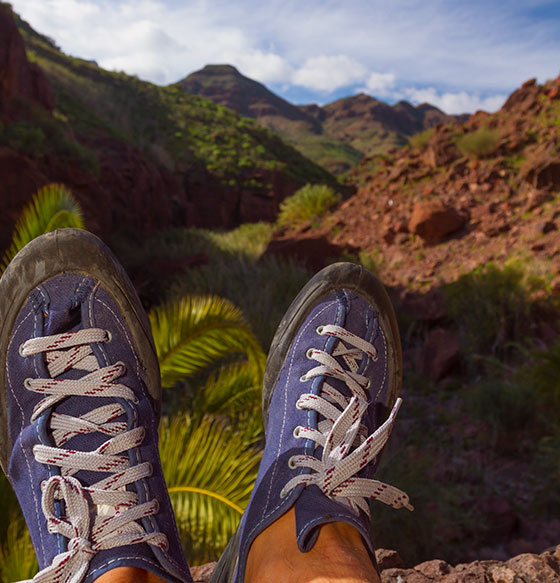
[96,507,380,583]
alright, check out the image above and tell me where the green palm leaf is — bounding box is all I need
[0,521,38,582]
[160,414,262,564]
[194,361,262,417]
[2,183,84,271]
[150,295,265,389]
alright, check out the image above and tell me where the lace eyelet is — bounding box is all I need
[146,462,154,477]
[299,374,308,383]
[295,399,303,410]
[293,426,302,439]
[306,348,315,359]
[105,330,113,343]
[316,326,325,335]
[18,343,27,358]
[280,488,288,499]
[24,378,33,390]
[152,499,160,514]
[365,379,371,389]
[288,456,297,469]
[115,361,126,374]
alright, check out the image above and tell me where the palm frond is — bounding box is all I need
[0,520,38,582]
[150,295,265,389]
[194,361,262,417]
[2,184,84,271]
[159,414,262,564]
[0,474,21,543]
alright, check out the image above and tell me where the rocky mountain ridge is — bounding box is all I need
[178,64,464,174]
[271,75,560,292]
[0,5,336,250]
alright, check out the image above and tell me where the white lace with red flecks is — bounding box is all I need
[18,329,167,583]
[280,324,414,516]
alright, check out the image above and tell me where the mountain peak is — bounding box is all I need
[176,63,319,129]
[199,64,242,76]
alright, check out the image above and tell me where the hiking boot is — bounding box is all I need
[211,262,412,583]
[0,229,191,583]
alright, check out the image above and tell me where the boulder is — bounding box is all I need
[376,548,404,571]
[408,200,465,243]
[189,562,217,583]
[266,234,352,272]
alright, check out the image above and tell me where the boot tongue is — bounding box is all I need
[39,275,128,486]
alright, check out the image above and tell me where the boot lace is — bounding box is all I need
[19,328,167,583]
[280,324,413,516]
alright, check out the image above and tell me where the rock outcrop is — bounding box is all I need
[188,546,560,583]
[0,3,53,117]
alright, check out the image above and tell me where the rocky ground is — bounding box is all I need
[190,546,560,582]
[269,75,560,291]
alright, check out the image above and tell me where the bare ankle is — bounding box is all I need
[246,508,380,583]
[95,567,166,583]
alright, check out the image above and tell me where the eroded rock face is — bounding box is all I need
[0,7,315,246]
[520,145,560,191]
[408,200,465,243]
[418,327,460,383]
[0,4,54,116]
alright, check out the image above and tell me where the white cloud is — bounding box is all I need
[364,72,396,97]
[236,52,293,84]
[292,55,367,92]
[9,0,560,107]
[399,87,507,114]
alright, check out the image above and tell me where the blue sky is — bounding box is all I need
[10,0,560,113]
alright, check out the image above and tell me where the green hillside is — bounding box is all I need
[16,15,336,191]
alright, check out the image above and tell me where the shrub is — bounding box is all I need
[1,122,46,155]
[465,379,537,443]
[166,254,311,349]
[277,184,341,227]
[209,222,274,257]
[456,127,500,158]
[409,127,435,150]
[443,262,548,360]
[519,339,560,411]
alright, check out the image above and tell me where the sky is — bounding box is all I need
[10,0,560,114]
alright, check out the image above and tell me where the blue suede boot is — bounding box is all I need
[0,229,192,583]
[211,262,412,583]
